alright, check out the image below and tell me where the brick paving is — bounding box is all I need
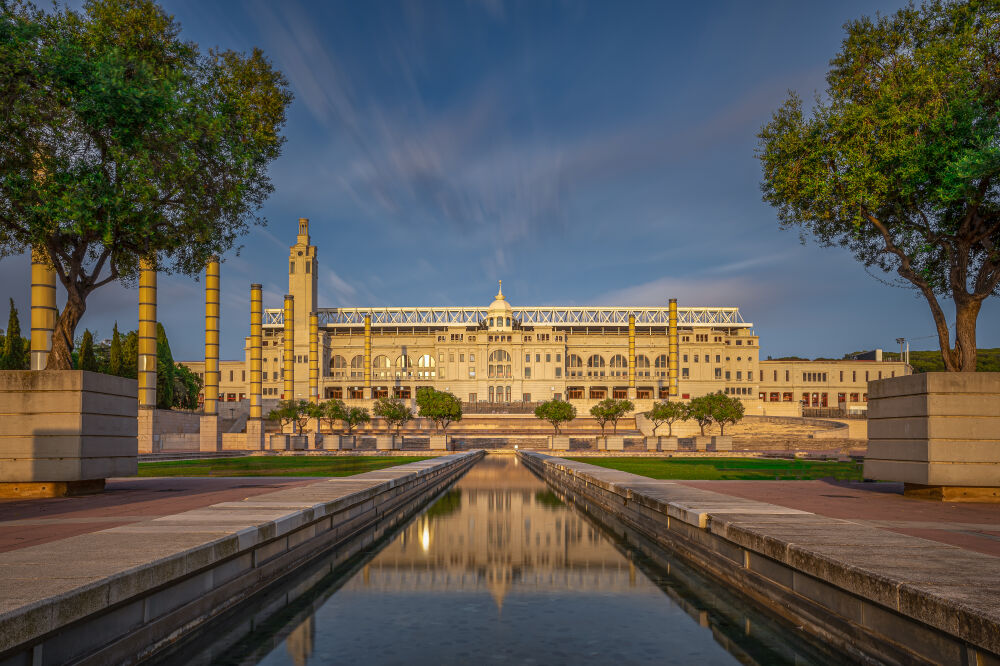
[0,477,324,553]
[678,480,1000,557]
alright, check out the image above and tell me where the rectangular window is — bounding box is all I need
[759,370,763,381]
[853,371,857,382]
[289,261,294,273]
[470,353,475,362]
[469,369,475,378]
[716,355,721,363]
[725,371,731,380]
[715,368,722,379]
[555,367,562,377]
[305,262,310,274]
[694,354,699,362]
[736,371,742,380]
[840,371,844,382]
[683,354,688,363]
[468,393,477,403]
[545,353,551,362]
[524,367,531,379]
[682,367,689,378]
[536,353,541,363]
[556,354,561,362]
[229,371,234,381]
[242,371,246,381]
[459,353,465,362]
[865,371,870,381]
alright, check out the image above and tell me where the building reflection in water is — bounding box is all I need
[345,455,659,612]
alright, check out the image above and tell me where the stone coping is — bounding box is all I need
[0,451,482,659]
[519,451,1000,659]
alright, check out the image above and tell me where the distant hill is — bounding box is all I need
[879,349,1000,373]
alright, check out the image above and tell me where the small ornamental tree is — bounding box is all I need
[535,399,577,435]
[373,397,412,435]
[687,395,714,436]
[757,1,1000,372]
[1,298,27,370]
[645,401,689,437]
[344,406,371,434]
[78,329,98,371]
[0,0,293,369]
[589,402,611,436]
[319,399,348,433]
[267,400,310,434]
[416,387,463,431]
[590,398,634,435]
[708,392,745,436]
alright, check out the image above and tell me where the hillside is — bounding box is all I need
[880,349,1000,373]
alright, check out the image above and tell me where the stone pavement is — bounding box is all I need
[678,480,1000,557]
[0,477,324,553]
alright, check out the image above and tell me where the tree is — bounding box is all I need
[756,1,1000,372]
[372,397,412,436]
[1,298,28,370]
[589,402,611,436]
[0,0,293,370]
[534,399,577,435]
[318,398,348,433]
[416,387,463,431]
[109,323,123,376]
[172,363,201,410]
[708,392,745,436]
[122,331,139,379]
[344,407,371,434]
[155,323,174,409]
[645,401,689,437]
[606,398,633,434]
[687,396,714,436]
[78,329,98,371]
[267,400,310,434]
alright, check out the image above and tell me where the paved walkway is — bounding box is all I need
[679,480,1000,557]
[0,477,324,553]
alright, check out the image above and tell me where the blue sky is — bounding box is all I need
[3,0,998,360]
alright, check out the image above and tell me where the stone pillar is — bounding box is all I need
[668,298,678,397]
[283,294,294,400]
[30,248,57,371]
[203,259,220,417]
[247,283,264,450]
[363,314,372,399]
[309,311,319,404]
[627,314,636,399]
[138,258,157,409]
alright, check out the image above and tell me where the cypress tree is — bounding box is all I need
[156,323,174,409]
[79,330,98,372]
[122,331,139,379]
[1,299,27,370]
[109,323,123,377]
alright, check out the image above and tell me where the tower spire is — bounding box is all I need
[496,280,504,300]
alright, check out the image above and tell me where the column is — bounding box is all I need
[247,283,265,450]
[200,259,221,452]
[309,311,319,404]
[30,248,57,371]
[363,314,372,399]
[137,258,157,453]
[627,314,636,399]
[283,295,294,401]
[668,298,678,397]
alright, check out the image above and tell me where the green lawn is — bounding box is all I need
[137,456,431,477]
[566,457,863,481]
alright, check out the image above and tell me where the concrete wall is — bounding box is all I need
[0,371,137,485]
[0,451,483,664]
[519,452,1000,664]
[865,372,1000,495]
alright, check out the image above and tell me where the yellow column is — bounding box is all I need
[138,258,157,409]
[30,248,57,371]
[309,311,319,403]
[249,284,262,419]
[283,295,294,400]
[363,314,372,396]
[668,298,678,397]
[204,259,220,416]
[628,314,636,390]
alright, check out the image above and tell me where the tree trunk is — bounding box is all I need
[47,292,86,370]
[719,423,726,436]
[948,299,981,372]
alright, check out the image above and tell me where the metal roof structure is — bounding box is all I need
[263,306,750,328]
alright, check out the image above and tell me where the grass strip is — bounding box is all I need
[565,457,863,481]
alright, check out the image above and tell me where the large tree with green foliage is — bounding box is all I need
[416,387,463,432]
[0,0,292,370]
[708,392,745,436]
[757,0,1000,372]
[373,397,413,436]
[172,362,201,410]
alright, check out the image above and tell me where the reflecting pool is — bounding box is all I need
[165,456,843,665]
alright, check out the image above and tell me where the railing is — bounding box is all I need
[463,401,543,414]
[802,407,867,420]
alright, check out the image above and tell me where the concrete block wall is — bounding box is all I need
[0,371,138,483]
[865,373,1000,490]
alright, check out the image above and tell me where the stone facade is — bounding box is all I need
[0,371,137,495]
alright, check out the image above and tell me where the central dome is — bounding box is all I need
[488,280,512,313]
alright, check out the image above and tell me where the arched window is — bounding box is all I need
[372,355,391,379]
[609,354,628,377]
[416,353,436,378]
[488,349,512,379]
[654,354,668,376]
[350,355,364,379]
[587,354,606,377]
[395,354,412,379]
[567,354,584,378]
[330,355,347,378]
[636,354,651,377]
